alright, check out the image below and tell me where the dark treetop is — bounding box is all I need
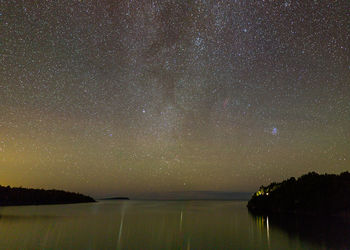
[0,185,95,206]
[247,172,350,216]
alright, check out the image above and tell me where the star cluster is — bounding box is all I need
[1,0,349,197]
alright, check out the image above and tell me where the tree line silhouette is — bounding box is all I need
[247,171,350,216]
[0,185,95,206]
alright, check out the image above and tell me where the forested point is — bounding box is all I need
[247,172,350,216]
[0,185,95,206]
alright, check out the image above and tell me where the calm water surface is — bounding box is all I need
[0,200,348,249]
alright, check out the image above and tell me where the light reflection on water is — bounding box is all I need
[0,201,347,249]
[250,211,350,250]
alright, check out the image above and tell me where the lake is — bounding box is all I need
[0,200,348,249]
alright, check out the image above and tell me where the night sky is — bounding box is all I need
[1,0,349,198]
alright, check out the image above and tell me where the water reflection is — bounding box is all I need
[0,201,346,249]
[179,208,183,232]
[250,212,350,249]
[0,214,60,221]
[266,216,270,248]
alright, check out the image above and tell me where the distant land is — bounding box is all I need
[133,191,252,200]
[248,172,350,217]
[101,197,130,200]
[0,185,95,206]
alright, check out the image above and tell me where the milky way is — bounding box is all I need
[1,0,349,197]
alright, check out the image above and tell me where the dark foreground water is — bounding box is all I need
[0,200,349,249]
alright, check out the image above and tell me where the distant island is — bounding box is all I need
[0,185,95,206]
[247,172,350,217]
[101,197,130,200]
